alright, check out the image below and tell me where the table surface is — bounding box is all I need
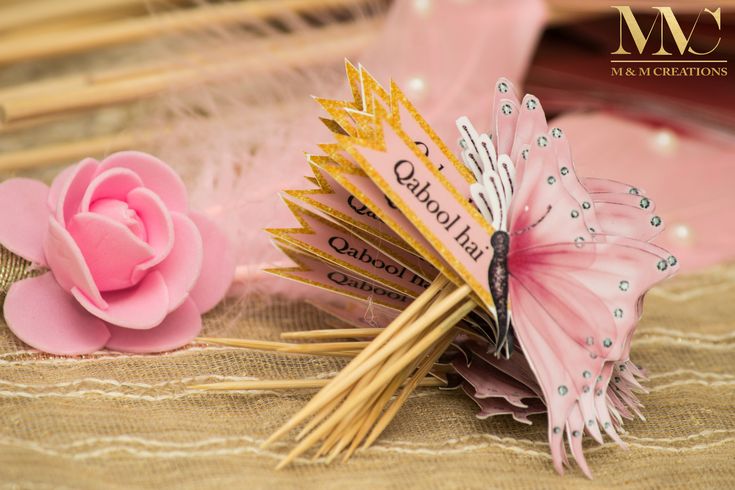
[0,261,733,489]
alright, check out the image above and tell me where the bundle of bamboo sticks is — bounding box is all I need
[0,0,384,172]
[0,0,631,173]
[197,276,477,466]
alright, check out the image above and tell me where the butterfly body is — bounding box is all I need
[488,230,512,356]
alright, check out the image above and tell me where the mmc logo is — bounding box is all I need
[611,6,721,56]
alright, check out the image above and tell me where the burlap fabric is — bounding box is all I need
[0,260,733,489]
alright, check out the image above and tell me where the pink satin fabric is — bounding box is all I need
[556,112,735,272]
[359,0,547,145]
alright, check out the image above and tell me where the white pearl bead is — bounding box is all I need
[651,129,678,154]
[406,76,428,100]
[669,223,694,246]
[413,0,432,16]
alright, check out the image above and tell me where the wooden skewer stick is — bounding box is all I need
[191,377,445,391]
[340,361,417,461]
[275,280,456,448]
[0,75,87,103]
[261,276,450,448]
[361,330,457,450]
[281,328,383,340]
[320,350,418,459]
[0,0,157,32]
[0,132,142,172]
[284,342,371,353]
[0,74,162,123]
[0,0,371,65]
[0,18,369,106]
[0,24,376,125]
[316,330,423,459]
[275,296,475,469]
[299,335,410,444]
[294,298,433,444]
[296,282,442,445]
[328,287,455,458]
[196,337,369,355]
[197,337,294,350]
[327,288,454,460]
[1,10,143,40]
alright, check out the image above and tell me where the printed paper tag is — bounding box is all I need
[266,242,414,310]
[337,220,437,282]
[268,200,431,298]
[285,163,414,255]
[308,144,460,283]
[324,67,497,311]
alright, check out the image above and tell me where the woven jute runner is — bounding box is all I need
[0,260,733,489]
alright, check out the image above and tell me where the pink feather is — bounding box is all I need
[141,0,546,298]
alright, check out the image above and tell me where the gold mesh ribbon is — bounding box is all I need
[0,245,41,299]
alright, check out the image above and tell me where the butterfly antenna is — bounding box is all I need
[512,205,552,236]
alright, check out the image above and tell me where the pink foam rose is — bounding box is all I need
[0,151,235,355]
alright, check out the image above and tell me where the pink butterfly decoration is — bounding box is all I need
[451,79,679,477]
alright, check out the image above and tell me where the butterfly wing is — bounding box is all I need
[583,177,645,195]
[508,127,595,256]
[498,88,679,475]
[508,239,678,475]
[457,81,677,476]
[550,129,663,242]
[491,78,522,159]
[590,193,663,241]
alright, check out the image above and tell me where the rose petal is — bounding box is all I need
[154,213,202,311]
[48,164,76,212]
[56,158,98,225]
[105,297,202,353]
[3,272,110,355]
[127,187,174,272]
[89,199,147,241]
[72,270,169,329]
[188,211,235,313]
[0,178,49,264]
[44,217,107,309]
[80,168,143,212]
[67,213,155,291]
[96,151,188,213]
